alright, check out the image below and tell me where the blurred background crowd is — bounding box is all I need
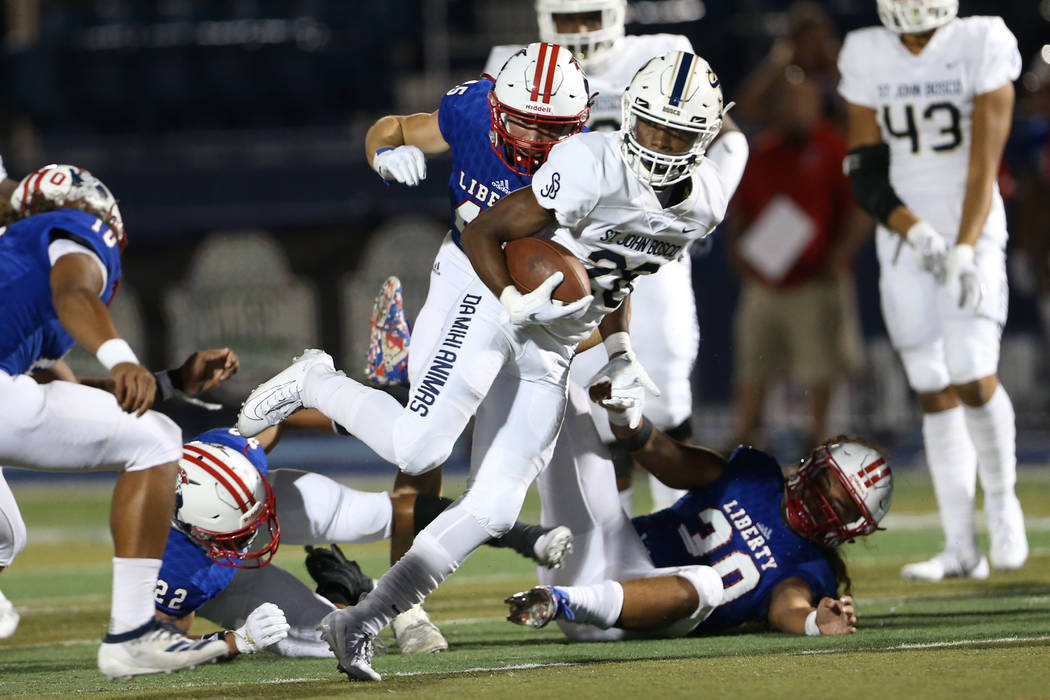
[1,0,1048,469]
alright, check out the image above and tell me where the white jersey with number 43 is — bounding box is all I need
[837,16,1021,248]
[486,34,694,131]
[530,131,727,327]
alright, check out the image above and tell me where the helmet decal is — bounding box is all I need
[174,441,280,568]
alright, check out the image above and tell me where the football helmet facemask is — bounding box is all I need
[10,164,126,252]
[488,41,593,176]
[175,441,280,568]
[784,439,893,547]
[876,0,957,35]
[535,0,626,71]
[620,51,727,188]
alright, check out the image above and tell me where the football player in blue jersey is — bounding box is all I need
[154,423,576,658]
[504,381,893,639]
[0,164,237,676]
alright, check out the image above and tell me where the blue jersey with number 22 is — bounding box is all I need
[154,428,269,617]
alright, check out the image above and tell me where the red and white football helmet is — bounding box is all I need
[620,51,727,187]
[10,164,126,252]
[488,41,593,176]
[876,0,957,35]
[535,0,626,71]
[175,441,280,568]
[784,439,893,547]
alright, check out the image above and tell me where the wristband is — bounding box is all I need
[614,416,653,452]
[154,370,175,402]
[200,630,227,643]
[95,338,139,371]
[603,331,632,358]
[804,609,821,636]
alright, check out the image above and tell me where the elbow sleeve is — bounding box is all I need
[843,143,904,226]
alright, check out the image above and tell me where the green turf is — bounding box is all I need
[2,469,1049,698]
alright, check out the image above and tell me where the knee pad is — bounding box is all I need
[391,420,455,476]
[459,469,533,537]
[898,342,950,394]
[121,411,182,471]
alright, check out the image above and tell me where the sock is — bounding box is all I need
[352,506,490,636]
[962,385,1018,513]
[554,580,624,629]
[487,522,549,561]
[922,407,978,559]
[109,557,162,634]
[301,364,400,463]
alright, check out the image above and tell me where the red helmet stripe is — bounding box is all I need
[21,167,50,213]
[858,457,886,477]
[542,43,560,104]
[531,42,550,103]
[183,444,255,513]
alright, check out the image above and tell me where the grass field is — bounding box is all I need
[2,467,1050,699]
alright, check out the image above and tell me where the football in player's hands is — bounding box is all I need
[505,237,591,303]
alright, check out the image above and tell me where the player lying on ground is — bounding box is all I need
[153,423,574,657]
[239,49,743,681]
[504,381,893,639]
[0,164,236,676]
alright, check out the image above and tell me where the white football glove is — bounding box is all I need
[905,221,948,280]
[373,145,427,186]
[586,351,661,430]
[944,243,984,313]
[499,272,593,326]
[232,602,290,654]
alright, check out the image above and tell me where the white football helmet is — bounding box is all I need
[876,0,957,35]
[488,41,592,176]
[175,441,280,568]
[785,439,894,548]
[535,0,626,71]
[9,164,126,251]
[620,51,727,188]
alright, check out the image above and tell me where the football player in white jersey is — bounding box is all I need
[238,50,742,681]
[838,0,1026,580]
[485,0,749,513]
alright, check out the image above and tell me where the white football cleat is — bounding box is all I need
[97,620,229,679]
[901,551,989,582]
[318,609,381,681]
[533,526,574,569]
[0,590,19,639]
[237,349,335,437]
[391,604,448,654]
[988,496,1028,571]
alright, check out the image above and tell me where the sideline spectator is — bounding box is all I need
[728,75,870,450]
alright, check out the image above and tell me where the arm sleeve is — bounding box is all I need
[530,137,602,228]
[836,32,877,108]
[47,238,108,294]
[974,17,1022,95]
[0,154,6,181]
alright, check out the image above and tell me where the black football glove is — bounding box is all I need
[304,543,375,607]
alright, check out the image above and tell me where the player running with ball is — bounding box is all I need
[239,49,744,681]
